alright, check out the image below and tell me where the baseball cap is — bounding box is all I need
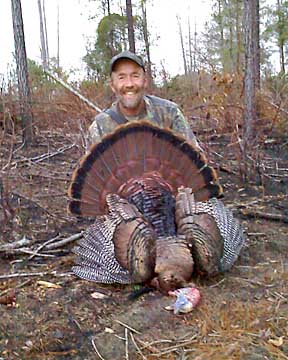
[110,51,145,74]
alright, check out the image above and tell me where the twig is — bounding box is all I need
[3,143,75,170]
[125,327,129,360]
[232,194,288,209]
[45,232,84,250]
[10,191,70,221]
[14,249,56,257]
[91,337,106,360]
[138,336,198,357]
[130,333,147,360]
[136,338,172,353]
[265,98,288,116]
[240,209,288,223]
[115,319,142,335]
[230,276,275,287]
[24,171,69,181]
[219,165,237,175]
[0,270,73,280]
[209,278,226,288]
[27,234,62,260]
[246,232,266,237]
[0,236,33,252]
[0,279,31,297]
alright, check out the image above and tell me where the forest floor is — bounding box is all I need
[0,119,287,360]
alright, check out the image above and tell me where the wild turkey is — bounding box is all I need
[68,121,246,293]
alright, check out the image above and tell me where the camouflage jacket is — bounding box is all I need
[88,95,199,148]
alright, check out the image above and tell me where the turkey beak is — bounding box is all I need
[173,294,188,314]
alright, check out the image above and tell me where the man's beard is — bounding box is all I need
[118,90,144,110]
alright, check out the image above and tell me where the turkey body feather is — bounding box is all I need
[68,121,246,292]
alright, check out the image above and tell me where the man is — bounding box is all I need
[88,50,199,148]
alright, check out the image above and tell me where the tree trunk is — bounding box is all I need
[235,1,241,75]
[228,3,233,72]
[243,0,257,181]
[126,0,135,53]
[140,0,152,86]
[176,15,188,76]
[253,0,260,89]
[43,0,49,65]
[193,22,197,72]
[11,0,34,145]
[217,0,225,71]
[188,17,193,73]
[57,3,60,68]
[38,0,48,69]
[277,0,286,73]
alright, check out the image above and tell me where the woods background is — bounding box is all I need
[0,1,287,359]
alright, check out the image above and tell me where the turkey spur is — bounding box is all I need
[68,121,246,293]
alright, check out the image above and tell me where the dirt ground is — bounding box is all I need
[0,124,287,360]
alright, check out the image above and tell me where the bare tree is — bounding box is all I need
[140,0,152,86]
[217,0,225,71]
[126,0,135,52]
[253,0,260,89]
[277,0,286,74]
[43,0,49,64]
[176,14,188,75]
[243,0,260,181]
[235,0,242,75]
[38,0,48,69]
[188,16,193,73]
[57,3,60,68]
[11,0,34,145]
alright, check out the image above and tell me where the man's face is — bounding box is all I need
[110,59,147,115]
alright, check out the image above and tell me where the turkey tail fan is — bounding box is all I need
[68,121,223,217]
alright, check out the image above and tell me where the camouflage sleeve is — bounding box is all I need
[171,107,200,149]
[88,112,118,146]
[88,119,102,145]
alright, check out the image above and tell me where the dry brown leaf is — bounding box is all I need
[268,336,284,347]
[37,280,61,289]
[90,291,108,299]
[104,327,114,333]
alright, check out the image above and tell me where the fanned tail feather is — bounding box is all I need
[68,121,223,217]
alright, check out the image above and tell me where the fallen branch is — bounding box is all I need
[45,232,83,250]
[130,333,147,360]
[45,69,102,113]
[115,320,142,335]
[0,232,82,257]
[0,270,73,280]
[3,143,75,170]
[13,248,56,257]
[27,234,62,260]
[91,337,106,360]
[240,209,288,223]
[0,236,33,252]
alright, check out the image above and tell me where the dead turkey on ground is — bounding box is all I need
[68,121,246,293]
